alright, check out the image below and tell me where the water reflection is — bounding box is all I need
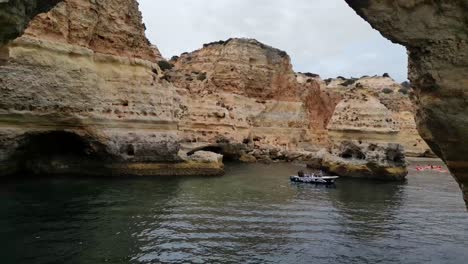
[132,163,302,263]
[329,179,406,241]
[0,163,466,264]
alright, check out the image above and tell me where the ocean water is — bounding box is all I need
[0,161,466,264]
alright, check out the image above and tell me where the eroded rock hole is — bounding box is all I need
[126,144,135,156]
[340,149,366,160]
[187,145,239,161]
[386,149,405,164]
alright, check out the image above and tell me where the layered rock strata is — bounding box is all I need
[324,76,433,157]
[165,38,339,162]
[0,0,442,181]
[162,40,427,166]
[345,0,468,206]
[0,0,221,176]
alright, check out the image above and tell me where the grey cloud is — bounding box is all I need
[138,0,408,82]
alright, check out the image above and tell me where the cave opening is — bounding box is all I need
[187,145,240,161]
[386,149,405,164]
[11,131,107,176]
[340,149,366,160]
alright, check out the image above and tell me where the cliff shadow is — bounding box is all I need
[7,130,111,177]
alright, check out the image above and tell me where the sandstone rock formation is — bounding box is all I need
[0,0,217,176]
[311,141,408,181]
[0,0,451,183]
[324,76,433,157]
[162,40,428,166]
[345,0,468,206]
[166,38,338,161]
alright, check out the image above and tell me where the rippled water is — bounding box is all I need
[0,161,467,264]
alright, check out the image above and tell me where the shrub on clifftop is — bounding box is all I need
[157,60,174,71]
[382,87,394,94]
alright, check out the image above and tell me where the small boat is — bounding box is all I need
[290,172,339,185]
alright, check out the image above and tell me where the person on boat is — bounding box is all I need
[298,171,305,178]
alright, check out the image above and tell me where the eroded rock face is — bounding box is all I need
[170,38,297,99]
[166,38,338,160]
[0,0,215,176]
[325,76,433,157]
[22,0,161,61]
[161,39,430,163]
[1,1,456,183]
[316,141,408,181]
[345,0,468,206]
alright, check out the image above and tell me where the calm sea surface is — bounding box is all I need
[0,161,467,264]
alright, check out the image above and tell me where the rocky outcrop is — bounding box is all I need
[345,0,468,206]
[156,39,429,164]
[166,38,337,159]
[0,0,63,46]
[310,141,408,181]
[170,38,297,99]
[22,0,161,61]
[324,76,433,157]
[0,0,218,176]
[328,96,399,133]
[0,0,453,182]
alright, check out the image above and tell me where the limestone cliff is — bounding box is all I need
[166,38,338,162]
[0,0,221,176]
[0,0,440,179]
[345,0,468,207]
[162,39,427,163]
[324,76,433,157]
[22,0,160,61]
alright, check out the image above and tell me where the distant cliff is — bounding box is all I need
[163,38,431,161]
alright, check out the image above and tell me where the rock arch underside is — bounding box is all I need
[0,0,467,207]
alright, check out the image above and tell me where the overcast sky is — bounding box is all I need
[138,0,408,82]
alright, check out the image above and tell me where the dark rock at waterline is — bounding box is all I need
[309,141,408,181]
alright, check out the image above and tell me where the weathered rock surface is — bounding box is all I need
[0,0,451,183]
[166,38,338,160]
[311,141,408,181]
[324,76,433,157]
[0,0,217,176]
[22,0,161,61]
[345,0,468,206]
[164,40,429,164]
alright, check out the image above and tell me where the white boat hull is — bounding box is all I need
[290,175,339,185]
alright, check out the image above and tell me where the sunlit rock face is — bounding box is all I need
[0,0,63,46]
[345,0,468,206]
[0,0,220,176]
